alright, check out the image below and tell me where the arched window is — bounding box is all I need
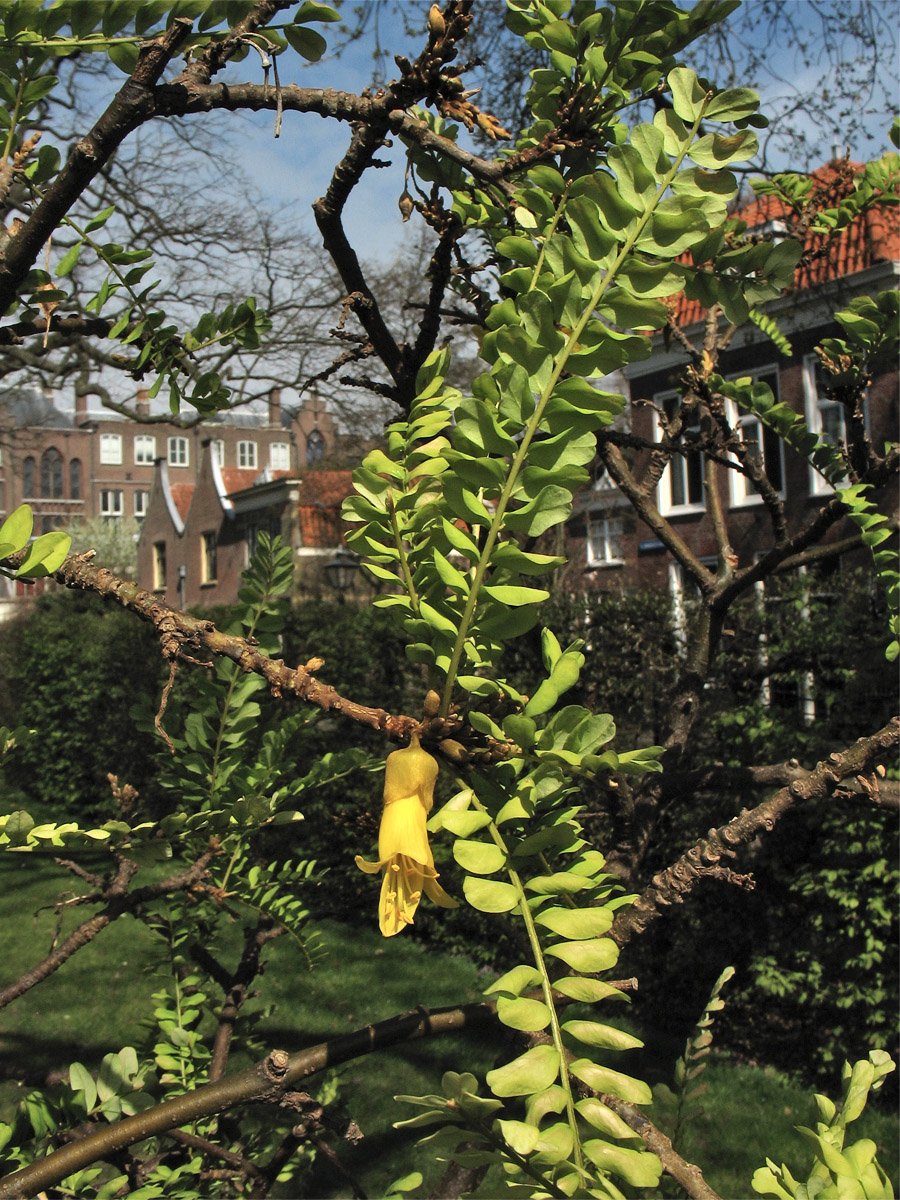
[23,456,35,497]
[306,429,325,465]
[41,447,64,499]
[70,458,81,500]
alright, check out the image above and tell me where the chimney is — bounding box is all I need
[268,387,281,428]
[136,387,150,418]
[74,388,88,426]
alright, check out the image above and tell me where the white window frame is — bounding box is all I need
[153,541,167,590]
[725,367,786,507]
[133,434,156,465]
[669,556,718,641]
[100,488,123,518]
[201,531,217,584]
[586,513,624,567]
[237,440,258,470]
[801,353,863,496]
[655,389,705,516]
[100,433,123,465]
[269,442,291,471]
[754,560,816,725]
[211,439,226,467]
[134,490,150,519]
[168,437,189,468]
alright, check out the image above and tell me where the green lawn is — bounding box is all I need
[0,857,896,1199]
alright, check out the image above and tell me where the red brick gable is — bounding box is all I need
[169,483,194,523]
[672,160,900,328]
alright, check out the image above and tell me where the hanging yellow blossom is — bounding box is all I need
[355,733,457,936]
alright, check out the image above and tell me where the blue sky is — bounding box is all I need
[211,1,897,266]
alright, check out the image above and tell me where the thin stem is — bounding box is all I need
[470,794,586,1181]
[440,99,712,715]
[1,63,25,164]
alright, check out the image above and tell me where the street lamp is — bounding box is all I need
[324,546,359,596]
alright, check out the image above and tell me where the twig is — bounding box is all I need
[610,718,900,948]
[602,1096,721,1200]
[0,852,215,1012]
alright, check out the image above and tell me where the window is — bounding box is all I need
[40,448,63,499]
[306,429,325,464]
[100,433,123,465]
[655,391,704,515]
[212,439,225,467]
[100,489,123,518]
[237,440,258,469]
[69,458,81,500]
[134,490,150,519]
[586,514,624,567]
[201,531,217,583]
[726,368,785,506]
[134,434,156,465]
[801,354,865,495]
[23,457,34,497]
[755,567,816,725]
[153,542,167,590]
[168,437,189,467]
[669,556,718,640]
[270,442,291,471]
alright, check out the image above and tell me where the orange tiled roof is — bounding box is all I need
[220,467,262,494]
[169,483,194,522]
[297,469,354,548]
[672,160,900,327]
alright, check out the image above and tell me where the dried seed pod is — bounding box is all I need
[423,689,441,717]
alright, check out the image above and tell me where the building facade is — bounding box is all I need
[136,440,355,609]
[563,162,899,599]
[0,385,341,615]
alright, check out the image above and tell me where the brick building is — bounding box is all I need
[564,162,899,601]
[0,385,341,615]
[136,439,355,608]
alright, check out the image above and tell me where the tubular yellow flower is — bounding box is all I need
[355,733,457,937]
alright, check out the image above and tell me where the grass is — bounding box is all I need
[0,855,897,1199]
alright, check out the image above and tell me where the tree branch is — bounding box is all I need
[610,718,900,948]
[0,852,214,1013]
[602,1096,721,1200]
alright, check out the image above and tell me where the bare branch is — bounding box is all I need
[611,718,900,948]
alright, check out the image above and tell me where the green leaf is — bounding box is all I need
[453,839,506,875]
[436,810,492,837]
[107,41,139,74]
[293,0,341,21]
[481,584,549,606]
[463,876,520,913]
[552,976,628,1003]
[487,1045,560,1097]
[562,1021,642,1051]
[16,531,70,578]
[497,1118,539,1156]
[569,1060,652,1106]
[534,906,613,939]
[575,1098,636,1140]
[69,1062,97,1112]
[544,938,619,972]
[582,1140,662,1187]
[668,66,708,123]
[56,242,82,277]
[0,504,33,552]
[497,996,551,1032]
[284,23,327,60]
[485,964,543,997]
[704,86,759,122]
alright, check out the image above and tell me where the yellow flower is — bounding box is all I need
[355,733,457,937]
